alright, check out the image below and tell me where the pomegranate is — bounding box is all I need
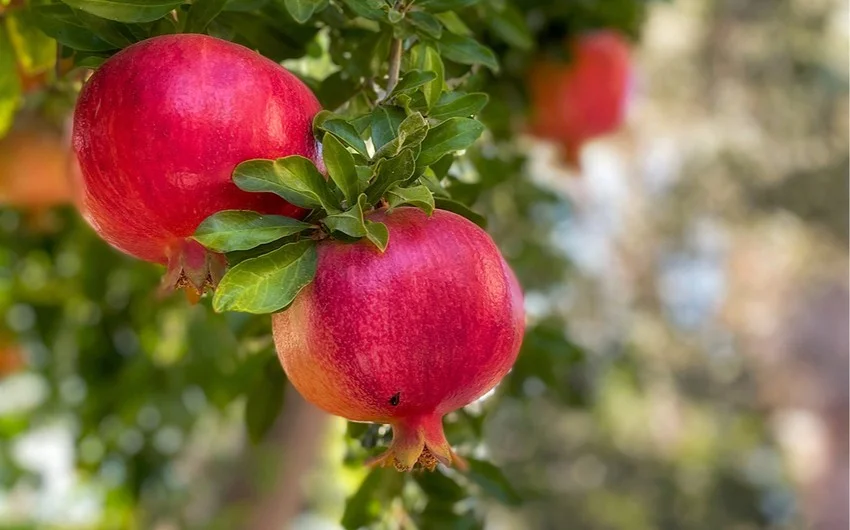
[528,30,632,168]
[72,34,321,296]
[0,120,73,209]
[273,208,525,471]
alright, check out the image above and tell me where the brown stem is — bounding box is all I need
[385,37,403,98]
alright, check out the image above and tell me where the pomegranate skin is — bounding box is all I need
[528,30,632,167]
[273,207,525,470]
[72,34,320,266]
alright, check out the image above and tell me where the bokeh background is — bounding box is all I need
[0,0,847,529]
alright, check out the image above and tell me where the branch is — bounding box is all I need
[385,37,403,98]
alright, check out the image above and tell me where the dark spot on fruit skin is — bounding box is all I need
[389,392,400,406]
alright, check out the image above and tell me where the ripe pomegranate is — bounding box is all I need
[0,120,73,209]
[528,30,633,168]
[72,34,321,297]
[0,343,25,377]
[273,208,525,471]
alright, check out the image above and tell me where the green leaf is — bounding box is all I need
[429,92,488,120]
[370,105,405,151]
[390,69,437,97]
[418,117,484,166]
[193,210,314,252]
[386,184,434,215]
[60,0,184,23]
[72,9,139,48]
[412,43,443,109]
[408,10,441,38]
[213,240,318,314]
[341,467,404,530]
[184,0,227,32]
[420,168,450,198]
[283,0,327,23]
[0,26,21,138]
[27,4,117,52]
[488,4,532,50]
[373,111,428,160]
[466,458,522,506]
[433,10,471,35]
[364,221,389,252]
[386,7,402,23]
[413,470,466,503]
[244,357,286,443]
[434,197,486,228]
[5,12,56,74]
[318,119,369,158]
[366,147,416,203]
[322,133,360,205]
[339,0,386,20]
[438,33,499,71]
[417,0,480,13]
[233,157,339,212]
[323,194,388,252]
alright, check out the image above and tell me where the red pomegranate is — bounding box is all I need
[73,34,321,297]
[0,120,73,209]
[273,208,525,471]
[528,30,632,168]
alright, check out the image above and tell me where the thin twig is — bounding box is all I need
[384,37,403,98]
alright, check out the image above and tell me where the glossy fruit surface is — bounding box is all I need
[73,34,321,294]
[273,208,525,471]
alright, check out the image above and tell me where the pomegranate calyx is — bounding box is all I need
[366,415,468,472]
[161,238,227,303]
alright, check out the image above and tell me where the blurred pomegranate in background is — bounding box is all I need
[528,30,633,169]
[0,117,73,210]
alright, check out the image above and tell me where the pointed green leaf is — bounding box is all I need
[318,119,369,158]
[438,33,499,71]
[184,0,228,32]
[365,147,416,203]
[193,210,314,252]
[322,133,360,205]
[60,0,184,23]
[433,10,472,35]
[26,4,117,52]
[417,0,480,13]
[434,197,486,228]
[71,9,139,48]
[213,240,318,314]
[466,458,522,506]
[364,220,389,252]
[370,105,406,150]
[408,10,441,38]
[420,168,450,198]
[390,69,437,98]
[429,92,488,120]
[386,184,434,215]
[355,166,372,189]
[339,0,386,20]
[323,195,388,252]
[488,4,533,50]
[373,112,428,160]
[284,0,327,23]
[233,157,339,212]
[418,117,484,167]
[412,43,444,109]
